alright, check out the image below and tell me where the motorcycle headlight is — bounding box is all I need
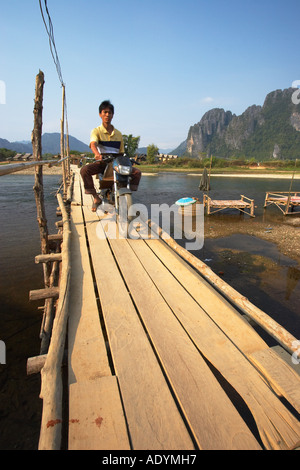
[117,165,131,175]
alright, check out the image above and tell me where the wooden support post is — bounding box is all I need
[65,121,70,180]
[27,350,68,375]
[29,287,60,301]
[66,172,74,203]
[48,234,63,241]
[250,199,254,217]
[35,253,62,264]
[40,259,60,355]
[31,70,50,287]
[27,354,47,375]
[61,85,67,199]
[208,153,212,189]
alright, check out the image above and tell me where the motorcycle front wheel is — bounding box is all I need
[117,193,133,238]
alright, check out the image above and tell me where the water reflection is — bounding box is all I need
[286,266,300,300]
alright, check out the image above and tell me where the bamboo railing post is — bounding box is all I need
[286,158,298,214]
[38,192,71,450]
[31,70,50,287]
[65,121,71,181]
[208,153,212,189]
[61,85,67,199]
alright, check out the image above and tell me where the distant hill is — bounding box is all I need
[170,139,187,157]
[136,147,148,155]
[0,133,91,155]
[181,87,300,160]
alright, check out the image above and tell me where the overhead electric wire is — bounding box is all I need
[39,0,65,87]
[39,0,70,157]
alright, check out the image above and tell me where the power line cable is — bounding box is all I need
[39,0,65,87]
[39,0,70,158]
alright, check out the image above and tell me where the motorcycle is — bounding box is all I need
[97,154,139,237]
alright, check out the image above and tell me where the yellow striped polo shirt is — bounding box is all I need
[90,124,125,154]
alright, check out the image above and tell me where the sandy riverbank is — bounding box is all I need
[204,215,300,264]
[3,161,299,178]
[12,166,64,175]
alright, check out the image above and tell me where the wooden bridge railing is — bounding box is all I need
[0,156,70,177]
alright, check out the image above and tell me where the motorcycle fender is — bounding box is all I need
[117,188,132,197]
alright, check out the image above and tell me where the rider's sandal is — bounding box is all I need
[92,201,101,212]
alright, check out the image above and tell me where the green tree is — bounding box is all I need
[123,134,140,158]
[147,144,159,163]
[0,148,16,162]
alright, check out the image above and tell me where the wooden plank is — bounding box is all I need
[67,182,129,451]
[83,208,195,450]
[78,168,97,208]
[145,238,267,356]
[144,219,297,355]
[249,348,300,414]
[68,204,111,384]
[145,239,300,410]
[127,238,300,450]
[109,238,261,450]
[71,168,82,205]
[68,377,130,450]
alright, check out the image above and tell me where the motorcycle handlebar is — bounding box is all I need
[98,154,141,165]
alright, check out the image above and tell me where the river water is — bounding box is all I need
[0,171,299,449]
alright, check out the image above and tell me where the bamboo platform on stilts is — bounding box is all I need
[32,165,300,451]
[264,191,300,215]
[203,194,255,217]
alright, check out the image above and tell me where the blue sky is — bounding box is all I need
[1,0,299,150]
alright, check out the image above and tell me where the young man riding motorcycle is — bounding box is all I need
[80,100,142,211]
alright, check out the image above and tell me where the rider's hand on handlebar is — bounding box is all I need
[95,154,103,161]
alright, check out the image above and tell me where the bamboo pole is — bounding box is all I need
[145,217,298,356]
[286,159,298,214]
[66,172,74,203]
[31,71,50,287]
[29,287,60,301]
[0,158,67,177]
[65,117,71,180]
[39,261,59,354]
[27,354,47,375]
[208,153,212,189]
[35,253,62,264]
[61,85,67,198]
[288,159,297,194]
[27,350,68,376]
[38,192,71,450]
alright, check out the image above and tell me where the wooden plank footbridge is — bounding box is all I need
[0,151,299,451]
[1,67,299,449]
[26,164,300,451]
[2,70,299,453]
